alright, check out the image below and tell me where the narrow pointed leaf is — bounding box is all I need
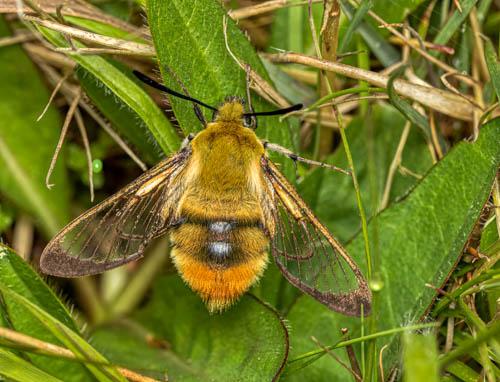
[0,284,127,382]
[0,348,63,382]
[0,244,94,381]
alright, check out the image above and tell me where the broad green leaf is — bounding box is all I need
[77,65,164,164]
[403,333,439,382]
[146,0,293,150]
[0,348,63,382]
[284,118,500,380]
[130,275,289,381]
[484,39,500,104]
[0,244,93,381]
[0,284,127,382]
[0,17,70,238]
[37,26,180,155]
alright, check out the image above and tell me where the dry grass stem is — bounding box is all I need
[388,36,454,55]
[311,336,362,382]
[38,63,148,171]
[0,327,163,382]
[45,89,80,189]
[12,213,33,260]
[349,0,475,85]
[398,165,423,179]
[74,108,94,202]
[0,0,140,35]
[379,344,389,381]
[223,15,289,108]
[440,72,484,109]
[54,47,151,56]
[37,69,71,121]
[445,316,455,352]
[228,0,322,20]
[428,112,443,159]
[0,31,35,46]
[24,15,155,56]
[380,121,411,211]
[265,52,478,121]
[469,9,490,82]
[24,42,76,68]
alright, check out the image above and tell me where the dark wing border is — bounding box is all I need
[261,156,371,316]
[40,149,190,277]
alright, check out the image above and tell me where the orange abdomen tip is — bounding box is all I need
[171,248,268,312]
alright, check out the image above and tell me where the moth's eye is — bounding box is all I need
[243,115,256,129]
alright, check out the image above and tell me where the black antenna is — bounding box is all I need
[244,103,303,117]
[134,70,303,118]
[133,70,217,112]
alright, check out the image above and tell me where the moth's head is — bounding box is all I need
[213,97,256,128]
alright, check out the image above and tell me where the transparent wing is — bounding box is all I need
[40,150,190,277]
[261,158,371,316]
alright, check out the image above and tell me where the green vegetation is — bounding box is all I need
[0,0,498,381]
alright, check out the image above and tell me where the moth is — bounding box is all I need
[41,71,371,316]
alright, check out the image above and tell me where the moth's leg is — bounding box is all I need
[181,133,195,149]
[263,141,350,175]
[245,65,254,113]
[244,64,258,129]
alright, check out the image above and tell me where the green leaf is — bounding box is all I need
[0,17,70,238]
[129,275,289,381]
[371,0,427,25]
[0,283,127,382]
[146,0,293,149]
[433,0,478,46]
[403,333,439,382]
[0,348,63,382]
[387,66,432,141]
[339,0,372,53]
[484,39,500,104]
[0,244,93,381]
[37,26,181,155]
[77,65,164,164]
[445,361,480,382]
[300,104,434,241]
[340,0,400,67]
[89,325,170,381]
[285,118,500,380]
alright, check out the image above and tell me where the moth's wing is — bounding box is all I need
[40,150,190,277]
[261,158,371,316]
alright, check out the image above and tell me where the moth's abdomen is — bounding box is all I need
[170,216,268,312]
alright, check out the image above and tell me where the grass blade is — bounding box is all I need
[0,348,63,382]
[0,283,127,382]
